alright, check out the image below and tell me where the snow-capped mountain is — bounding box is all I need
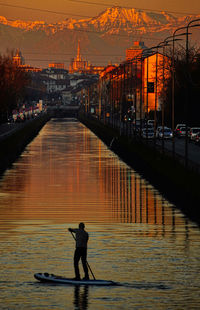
[0,6,192,34]
[0,6,199,67]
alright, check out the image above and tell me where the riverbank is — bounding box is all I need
[0,113,50,175]
[78,113,200,225]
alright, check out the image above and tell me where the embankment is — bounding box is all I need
[0,114,50,175]
[78,114,200,225]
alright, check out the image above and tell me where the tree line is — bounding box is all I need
[160,46,200,127]
[0,53,31,123]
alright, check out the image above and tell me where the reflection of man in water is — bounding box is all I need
[68,223,89,280]
[73,286,89,310]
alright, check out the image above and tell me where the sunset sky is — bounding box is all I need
[1,0,200,22]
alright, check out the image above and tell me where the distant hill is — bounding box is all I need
[0,7,199,68]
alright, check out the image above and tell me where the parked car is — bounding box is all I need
[133,123,141,134]
[156,126,168,137]
[7,115,13,123]
[176,126,191,138]
[147,120,155,127]
[195,132,200,145]
[143,124,154,130]
[141,128,155,139]
[174,124,186,136]
[156,127,173,139]
[188,127,200,141]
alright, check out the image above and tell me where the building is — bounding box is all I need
[20,65,41,72]
[62,74,99,105]
[12,49,41,72]
[13,49,25,66]
[126,41,146,61]
[40,68,69,93]
[86,43,170,121]
[86,65,105,75]
[49,63,65,69]
[69,40,105,75]
[69,41,90,73]
[143,52,170,113]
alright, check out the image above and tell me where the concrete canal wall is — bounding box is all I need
[0,113,50,175]
[78,114,200,225]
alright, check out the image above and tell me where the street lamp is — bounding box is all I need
[185,19,200,168]
[142,47,156,122]
[140,45,167,143]
[171,27,188,159]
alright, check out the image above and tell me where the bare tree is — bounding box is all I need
[0,52,30,123]
[158,46,200,126]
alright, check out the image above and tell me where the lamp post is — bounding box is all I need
[134,56,138,135]
[140,45,165,143]
[185,18,200,168]
[130,53,143,138]
[98,77,102,120]
[160,36,180,154]
[186,18,200,67]
[171,27,188,159]
[154,42,166,146]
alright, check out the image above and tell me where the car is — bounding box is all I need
[141,128,155,139]
[174,124,186,136]
[147,120,155,127]
[156,127,173,139]
[195,132,200,146]
[146,124,154,129]
[133,119,146,127]
[7,115,13,123]
[188,127,200,141]
[156,126,168,137]
[176,126,191,138]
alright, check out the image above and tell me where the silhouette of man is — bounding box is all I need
[68,223,89,280]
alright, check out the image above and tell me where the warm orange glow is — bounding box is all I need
[143,52,171,113]
[0,120,184,231]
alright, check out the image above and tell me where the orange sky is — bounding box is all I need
[1,0,200,22]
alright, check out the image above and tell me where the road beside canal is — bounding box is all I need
[0,113,50,175]
[78,114,200,225]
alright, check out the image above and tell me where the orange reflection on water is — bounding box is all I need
[0,119,186,232]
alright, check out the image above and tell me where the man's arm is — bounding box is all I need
[68,228,77,233]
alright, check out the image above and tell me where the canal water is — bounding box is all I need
[0,118,199,309]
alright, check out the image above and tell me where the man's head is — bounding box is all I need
[79,222,85,229]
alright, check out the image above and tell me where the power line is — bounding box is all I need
[0,4,190,41]
[3,15,177,32]
[1,3,194,48]
[24,57,114,62]
[0,1,198,22]
[25,60,112,66]
[0,3,93,18]
[24,52,125,57]
[69,0,199,16]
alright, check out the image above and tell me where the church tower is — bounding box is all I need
[76,40,81,62]
[69,40,89,73]
[13,49,25,66]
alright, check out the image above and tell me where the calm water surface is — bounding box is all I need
[0,119,199,309]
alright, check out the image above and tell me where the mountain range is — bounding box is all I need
[0,6,199,68]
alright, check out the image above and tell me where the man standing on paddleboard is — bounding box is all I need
[68,223,89,280]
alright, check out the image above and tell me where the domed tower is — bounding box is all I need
[13,49,25,66]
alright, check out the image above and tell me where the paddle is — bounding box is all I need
[70,231,96,280]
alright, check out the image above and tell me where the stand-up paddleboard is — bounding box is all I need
[34,273,116,286]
